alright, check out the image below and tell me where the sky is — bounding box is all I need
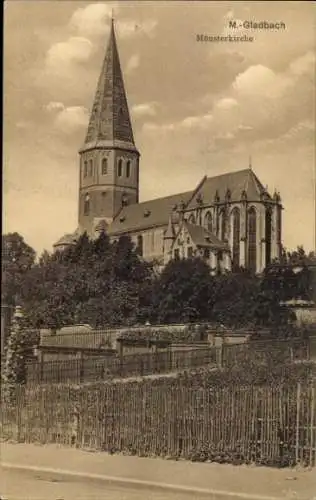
[3,1,316,255]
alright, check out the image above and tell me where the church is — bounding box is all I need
[54,19,283,275]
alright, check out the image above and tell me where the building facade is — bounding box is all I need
[54,19,283,274]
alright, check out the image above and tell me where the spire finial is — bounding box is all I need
[249,155,252,170]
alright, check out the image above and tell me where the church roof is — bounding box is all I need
[109,168,272,236]
[82,19,136,152]
[184,222,228,250]
[186,168,270,209]
[109,190,192,235]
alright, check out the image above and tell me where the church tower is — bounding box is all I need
[78,18,140,236]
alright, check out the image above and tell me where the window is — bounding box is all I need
[220,209,227,241]
[232,208,240,271]
[151,231,155,251]
[204,248,210,259]
[83,161,88,178]
[137,234,143,256]
[265,208,272,267]
[101,158,108,175]
[117,158,123,177]
[188,213,196,224]
[187,246,193,258]
[247,207,257,273]
[89,159,93,176]
[126,160,131,178]
[204,212,213,233]
[84,193,90,216]
[174,248,180,260]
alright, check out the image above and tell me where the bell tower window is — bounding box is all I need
[126,160,131,178]
[101,158,108,175]
[83,161,88,178]
[117,158,123,177]
[84,193,90,216]
[89,159,93,176]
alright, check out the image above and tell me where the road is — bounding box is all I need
[0,468,218,500]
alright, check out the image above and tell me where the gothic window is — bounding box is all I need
[265,208,272,267]
[117,158,123,177]
[204,211,213,232]
[101,158,108,175]
[89,159,93,176]
[231,208,240,271]
[204,248,210,259]
[83,161,88,178]
[247,207,257,274]
[220,209,227,241]
[188,213,196,224]
[137,234,143,256]
[174,248,180,260]
[187,246,193,258]
[126,160,131,178]
[151,231,155,251]
[84,193,90,216]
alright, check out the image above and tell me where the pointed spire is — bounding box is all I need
[164,214,176,239]
[83,18,136,148]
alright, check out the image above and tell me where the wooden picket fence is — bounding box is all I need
[1,379,315,467]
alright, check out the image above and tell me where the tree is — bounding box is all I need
[264,246,315,302]
[2,307,38,402]
[21,233,154,328]
[153,258,215,324]
[2,233,36,306]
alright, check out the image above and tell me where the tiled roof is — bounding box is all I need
[186,168,270,209]
[109,168,270,235]
[184,222,228,250]
[83,19,136,150]
[109,190,192,235]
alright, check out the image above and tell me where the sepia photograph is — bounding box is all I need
[2,1,316,499]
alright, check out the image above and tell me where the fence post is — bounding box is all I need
[39,351,44,383]
[79,353,84,384]
[295,382,301,464]
[309,382,315,467]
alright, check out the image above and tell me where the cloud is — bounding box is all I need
[289,51,315,77]
[46,37,93,72]
[143,113,213,133]
[126,54,140,73]
[215,97,238,110]
[132,102,157,117]
[233,65,279,97]
[117,19,158,39]
[180,114,213,129]
[45,101,65,112]
[69,3,114,37]
[53,106,89,133]
[69,3,157,39]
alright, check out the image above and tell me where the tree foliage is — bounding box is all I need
[2,233,36,306]
[20,232,154,329]
[264,246,316,302]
